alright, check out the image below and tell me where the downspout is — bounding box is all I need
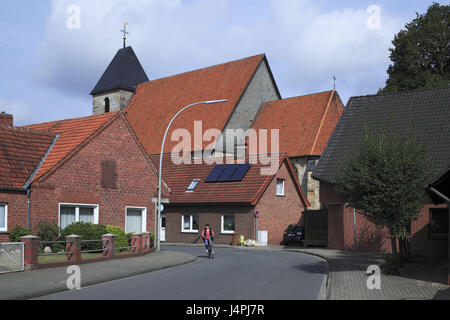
[27,188,31,230]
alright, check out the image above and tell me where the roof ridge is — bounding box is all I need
[0,124,58,137]
[269,90,334,103]
[24,111,119,129]
[350,84,450,101]
[146,54,266,84]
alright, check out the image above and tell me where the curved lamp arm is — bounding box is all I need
[156,99,228,251]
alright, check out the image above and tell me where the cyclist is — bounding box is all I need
[202,224,215,254]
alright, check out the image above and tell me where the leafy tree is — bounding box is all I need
[380,3,450,93]
[334,128,432,267]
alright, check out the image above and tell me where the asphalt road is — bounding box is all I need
[37,245,326,300]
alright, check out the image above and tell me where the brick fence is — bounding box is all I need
[20,232,154,271]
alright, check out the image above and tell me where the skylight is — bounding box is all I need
[186,180,200,192]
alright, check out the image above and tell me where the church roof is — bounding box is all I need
[250,91,344,157]
[124,54,268,155]
[90,46,149,96]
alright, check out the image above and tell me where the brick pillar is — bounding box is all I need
[131,233,143,255]
[102,234,116,257]
[21,235,40,270]
[66,235,81,264]
[142,232,151,252]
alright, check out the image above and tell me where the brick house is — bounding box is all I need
[313,86,450,254]
[150,153,310,245]
[0,111,162,241]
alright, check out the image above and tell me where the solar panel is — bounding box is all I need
[205,165,226,182]
[229,164,251,181]
[217,165,238,182]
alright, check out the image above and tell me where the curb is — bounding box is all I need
[8,252,199,300]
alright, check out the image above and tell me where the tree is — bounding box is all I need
[334,128,432,267]
[380,3,450,93]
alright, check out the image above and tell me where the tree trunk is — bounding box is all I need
[390,231,399,273]
[399,237,404,268]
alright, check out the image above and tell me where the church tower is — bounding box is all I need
[91,37,149,114]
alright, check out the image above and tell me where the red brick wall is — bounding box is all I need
[255,162,306,245]
[321,181,448,254]
[0,190,28,242]
[25,115,159,235]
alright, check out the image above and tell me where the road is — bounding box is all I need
[37,245,326,300]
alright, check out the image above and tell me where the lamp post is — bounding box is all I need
[156,99,228,251]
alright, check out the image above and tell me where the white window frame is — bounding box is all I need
[58,203,99,229]
[0,203,8,232]
[276,179,285,196]
[125,206,147,233]
[221,214,235,234]
[181,215,199,233]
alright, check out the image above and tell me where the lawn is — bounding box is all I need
[38,252,104,264]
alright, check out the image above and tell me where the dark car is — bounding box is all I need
[283,225,305,245]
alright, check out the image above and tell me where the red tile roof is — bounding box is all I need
[250,91,344,157]
[149,153,309,207]
[124,54,266,155]
[24,112,119,182]
[0,125,57,190]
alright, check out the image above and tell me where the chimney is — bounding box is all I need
[0,112,13,127]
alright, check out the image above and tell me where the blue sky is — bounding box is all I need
[0,0,445,126]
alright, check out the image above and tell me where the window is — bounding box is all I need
[221,215,235,234]
[0,204,7,232]
[276,179,285,196]
[104,98,110,113]
[126,207,147,233]
[59,204,99,229]
[186,180,200,192]
[429,208,449,237]
[182,215,199,233]
[101,160,117,189]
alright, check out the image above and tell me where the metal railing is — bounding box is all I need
[0,242,24,273]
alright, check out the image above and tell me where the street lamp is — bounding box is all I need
[156,99,228,251]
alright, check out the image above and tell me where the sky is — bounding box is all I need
[0,0,445,126]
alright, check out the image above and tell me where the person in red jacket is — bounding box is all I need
[202,224,215,253]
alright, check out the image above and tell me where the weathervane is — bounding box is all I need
[121,22,129,48]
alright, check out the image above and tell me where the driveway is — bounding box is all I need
[37,245,326,300]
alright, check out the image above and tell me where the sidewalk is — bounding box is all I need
[166,243,450,300]
[0,250,197,300]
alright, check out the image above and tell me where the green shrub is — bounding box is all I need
[61,222,107,251]
[105,225,129,251]
[8,225,32,242]
[36,220,62,252]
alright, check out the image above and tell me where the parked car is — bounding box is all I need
[283,225,305,245]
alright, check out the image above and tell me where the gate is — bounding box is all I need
[0,242,24,274]
[304,209,328,247]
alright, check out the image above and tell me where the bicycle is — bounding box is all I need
[206,240,214,259]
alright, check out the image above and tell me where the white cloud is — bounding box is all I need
[34,0,407,108]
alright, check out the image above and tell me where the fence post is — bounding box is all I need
[131,233,143,255]
[102,234,116,257]
[142,232,151,252]
[66,235,81,264]
[20,235,40,271]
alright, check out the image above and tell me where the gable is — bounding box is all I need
[250,91,344,157]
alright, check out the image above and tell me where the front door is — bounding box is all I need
[160,214,166,242]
